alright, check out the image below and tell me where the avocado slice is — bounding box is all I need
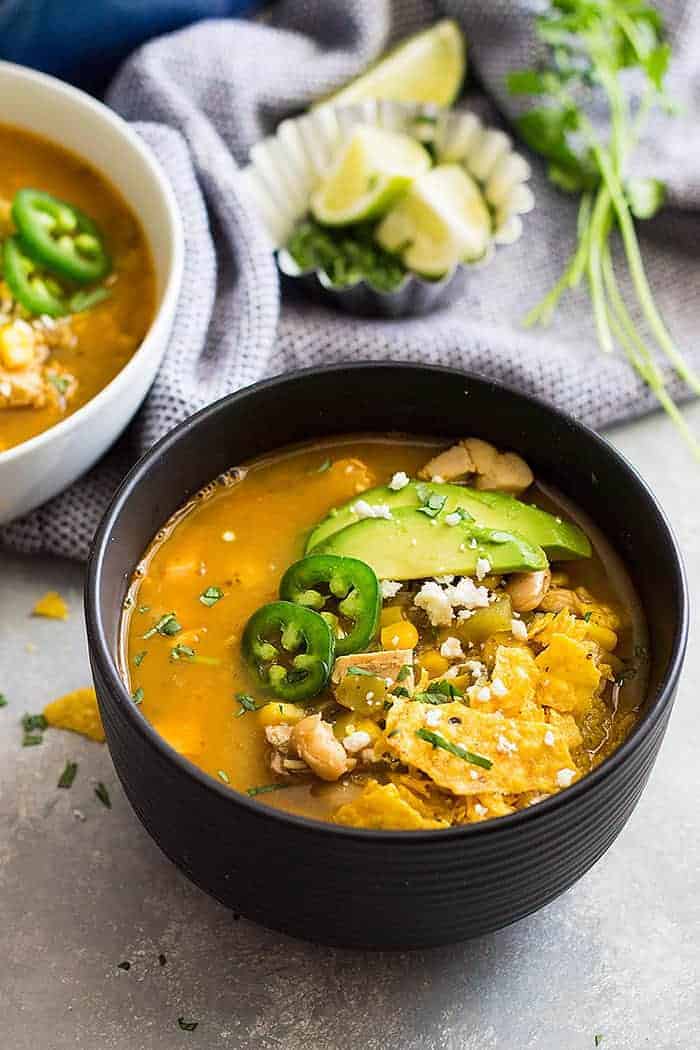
[306,480,590,561]
[314,508,548,581]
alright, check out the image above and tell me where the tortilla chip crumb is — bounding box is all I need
[32,591,69,620]
[43,687,105,742]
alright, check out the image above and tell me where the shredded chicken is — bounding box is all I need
[419,437,533,494]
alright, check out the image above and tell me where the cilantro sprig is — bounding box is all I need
[508,0,700,456]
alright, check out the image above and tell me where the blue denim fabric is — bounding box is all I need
[0,0,258,93]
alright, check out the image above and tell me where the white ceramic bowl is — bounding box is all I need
[0,62,184,525]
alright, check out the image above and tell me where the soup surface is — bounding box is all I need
[0,125,155,451]
[122,435,647,830]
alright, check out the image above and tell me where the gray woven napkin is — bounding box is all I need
[3,0,699,560]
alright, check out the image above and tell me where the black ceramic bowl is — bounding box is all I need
[85,364,688,949]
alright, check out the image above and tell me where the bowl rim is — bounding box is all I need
[85,362,689,843]
[0,60,184,467]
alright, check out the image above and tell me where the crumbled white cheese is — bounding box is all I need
[457,609,474,621]
[497,733,518,755]
[414,581,453,626]
[388,471,410,491]
[556,768,576,787]
[431,475,445,484]
[365,691,375,702]
[352,500,392,520]
[380,579,402,600]
[511,618,528,641]
[440,636,464,660]
[465,660,486,679]
[221,530,236,542]
[424,708,443,727]
[474,803,488,817]
[491,677,507,698]
[476,686,492,702]
[444,512,462,527]
[343,731,372,754]
[469,769,479,780]
[469,538,478,549]
[446,577,489,610]
[475,557,491,581]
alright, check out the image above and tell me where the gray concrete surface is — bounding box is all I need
[1,404,699,1050]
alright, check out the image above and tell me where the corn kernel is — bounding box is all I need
[256,702,305,727]
[0,321,35,370]
[419,651,450,677]
[381,620,419,651]
[380,605,404,628]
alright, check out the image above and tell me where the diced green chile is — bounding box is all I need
[12,189,111,284]
[279,554,380,656]
[242,601,334,703]
[3,236,69,317]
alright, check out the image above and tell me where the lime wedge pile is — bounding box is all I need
[323,20,466,109]
[376,165,491,277]
[310,125,431,226]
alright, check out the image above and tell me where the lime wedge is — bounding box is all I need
[310,125,431,226]
[323,20,466,108]
[375,164,491,277]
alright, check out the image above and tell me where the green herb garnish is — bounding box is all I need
[508,0,700,457]
[246,782,293,797]
[310,458,332,474]
[417,490,447,518]
[390,686,410,698]
[345,666,375,677]
[94,782,111,808]
[0,694,7,708]
[47,374,70,396]
[594,1038,604,1048]
[171,644,195,662]
[427,679,463,700]
[138,605,150,614]
[583,611,593,623]
[58,761,78,789]
[178,1018,198,1032]
[22,712,47,746]
[143,612,181,639]
[397,664,412,682]
[133,650,147,667]
[285,217,407,293]
[235,693,265,717]
[415,728,493,769]
[132,687,144,705]
[69,286,111,313]
[199,586,224,607]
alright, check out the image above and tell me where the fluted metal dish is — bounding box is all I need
[241,100,534,317]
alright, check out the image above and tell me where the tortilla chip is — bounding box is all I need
[43,687,104,742]
[332,779,448,830]
[535,634,601,715]
[32,591,69,620]
[384,699,577,795]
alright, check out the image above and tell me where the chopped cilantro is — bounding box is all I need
[235,693,265,717]
[57,761,78,789]
[48,373,70,396]
[285,217,407,293]
[94,782,111,808]
[346,666,375,677]
[178,1018,198,1032]
[417,491,447,518]
[397,664,412,682]
[594,1038,604,1048]
[132,687,144,705]
[426,679,463,700]
[583,611,593,623]
[415,728,493,769]
[310,458,332,474]
[0,694,7,708]
[171,644,195,662]
[246,783,293,797]
[142,612,181,640]
[133,650,147,667]
[199,586,224,607]
[22,712,47,746]
[390,686,410,698]
[22,734,43,747]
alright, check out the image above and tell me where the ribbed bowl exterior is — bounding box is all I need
[86,364,688,949]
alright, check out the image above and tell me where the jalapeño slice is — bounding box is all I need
[279,554,380,656]
[12,189,111,284]
[3,236,69,317]
[242,601,334,704]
